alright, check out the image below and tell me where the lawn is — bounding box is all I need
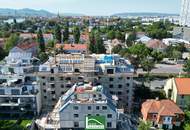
[0,119,32,130]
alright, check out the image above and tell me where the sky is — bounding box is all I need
[0,0,181,16]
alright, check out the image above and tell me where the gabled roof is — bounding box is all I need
[56,44,87,51]
[141,99,184,121]
[175,78,190,95]
[17,42,37,50]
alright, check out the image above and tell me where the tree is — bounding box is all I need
[172,50,182,60]
[141,58,155,74]
[112,45,122,54]
[47,40,55,48]
[54,24,62,43]
[95,32,106,54]
[107,30,115,40]
[89,31,96,53]
[184,124,190,130]
[183,59,190,74]
[38,52,48,63]
[138,121,151,130]
[0,47,7,61]
[37,28,45,52]
[4,33,19,52]
[126,31,136,47]
[63,21,69,42]
[73,26,80,43]
[151,50,164,63]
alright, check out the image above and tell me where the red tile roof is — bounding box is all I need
[146,39,167,49]
[175,78,190,95]
[56,44,87,50]
[141,99,184,122]
[17,42,37,50]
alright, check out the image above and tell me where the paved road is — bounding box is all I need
[137,64,184,75]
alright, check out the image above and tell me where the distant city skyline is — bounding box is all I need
[0,0,181,16]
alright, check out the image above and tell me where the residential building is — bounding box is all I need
[38,54,134,112]
[56,44,88,54]
[141,99,184,130]
[145,39,167,52]
[180,0,190,27]
[164,78,190,110]
[0,73,41,118]
[173,27,190,41]
[20,33,54,44]
[36,82,123,130]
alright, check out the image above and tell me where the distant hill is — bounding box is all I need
[112,12,179,17]
[0,8,55,17]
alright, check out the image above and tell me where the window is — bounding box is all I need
[41,76,46,79]
[107,122,112,128]
[118,77,123,80]
[44,96,47,99]
[107,114,112,118]
[61,84,64,88]
[66,77,71,81]
[107,69,114,74]
[73,106,79,110]
[96,106,100,110]
[74,122,79,127]
[60,77,64,81]
[109,78,114,81]
[126,83,130,86]
[96,114,100,116]
[126,90,129,93]
[88,106,92,110]
[93,94,96,98]
[127,77,130,80]
[74,114,79,118]
[118,84,122,88]
[61,91,65,94]
[51,91,55,94]
[42,83,46,86]
[181,95,184,99]
[50,77,54,81]
[109,84,113,88]
[51,84,55,88]
[43,89,46,93]
[102,106,107,110]
[118,92,122,95]
[51,69,54,73]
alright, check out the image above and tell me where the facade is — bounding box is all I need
[180,0,190,27]
[36,82,122,130]
[38,54,134,112]
[56,44,88,54]
[141,99,184,130]
[164,78,190,110]
[173,27,190,41]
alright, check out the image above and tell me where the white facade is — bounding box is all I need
[180,0,190,26]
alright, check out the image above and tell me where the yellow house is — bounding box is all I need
[164,78,190,110]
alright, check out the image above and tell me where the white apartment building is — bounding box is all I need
[180,0,190,26]
[38,54,134,113]
[0,74,41,118]
[36,82,123,130]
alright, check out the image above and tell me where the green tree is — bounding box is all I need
[112,45,122,54]
[47,40,55,48]
[0,47,7,61]
[4,33,19,52]
[141,58,155,74]
[37,28,45,52]
[183,59,190,74]
[38,52,48,63]
[63,21,69,42]
[73,26,80,43]
[138,121,151,130]
[151,50,164,63]
[126,31,136,47]
[107,30,115,40]
[54,24,62,43]
[95,32,106,54]
[89,31,96,53]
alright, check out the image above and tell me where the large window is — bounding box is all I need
[107,114,112,118]
[107,122,112,128]
[73,106,79,110]
[102,106,107,110]
[88,106,92,110]
[74,122,79,127]
[74,114,79,118]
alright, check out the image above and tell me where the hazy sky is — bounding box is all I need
[0,0,181,15]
